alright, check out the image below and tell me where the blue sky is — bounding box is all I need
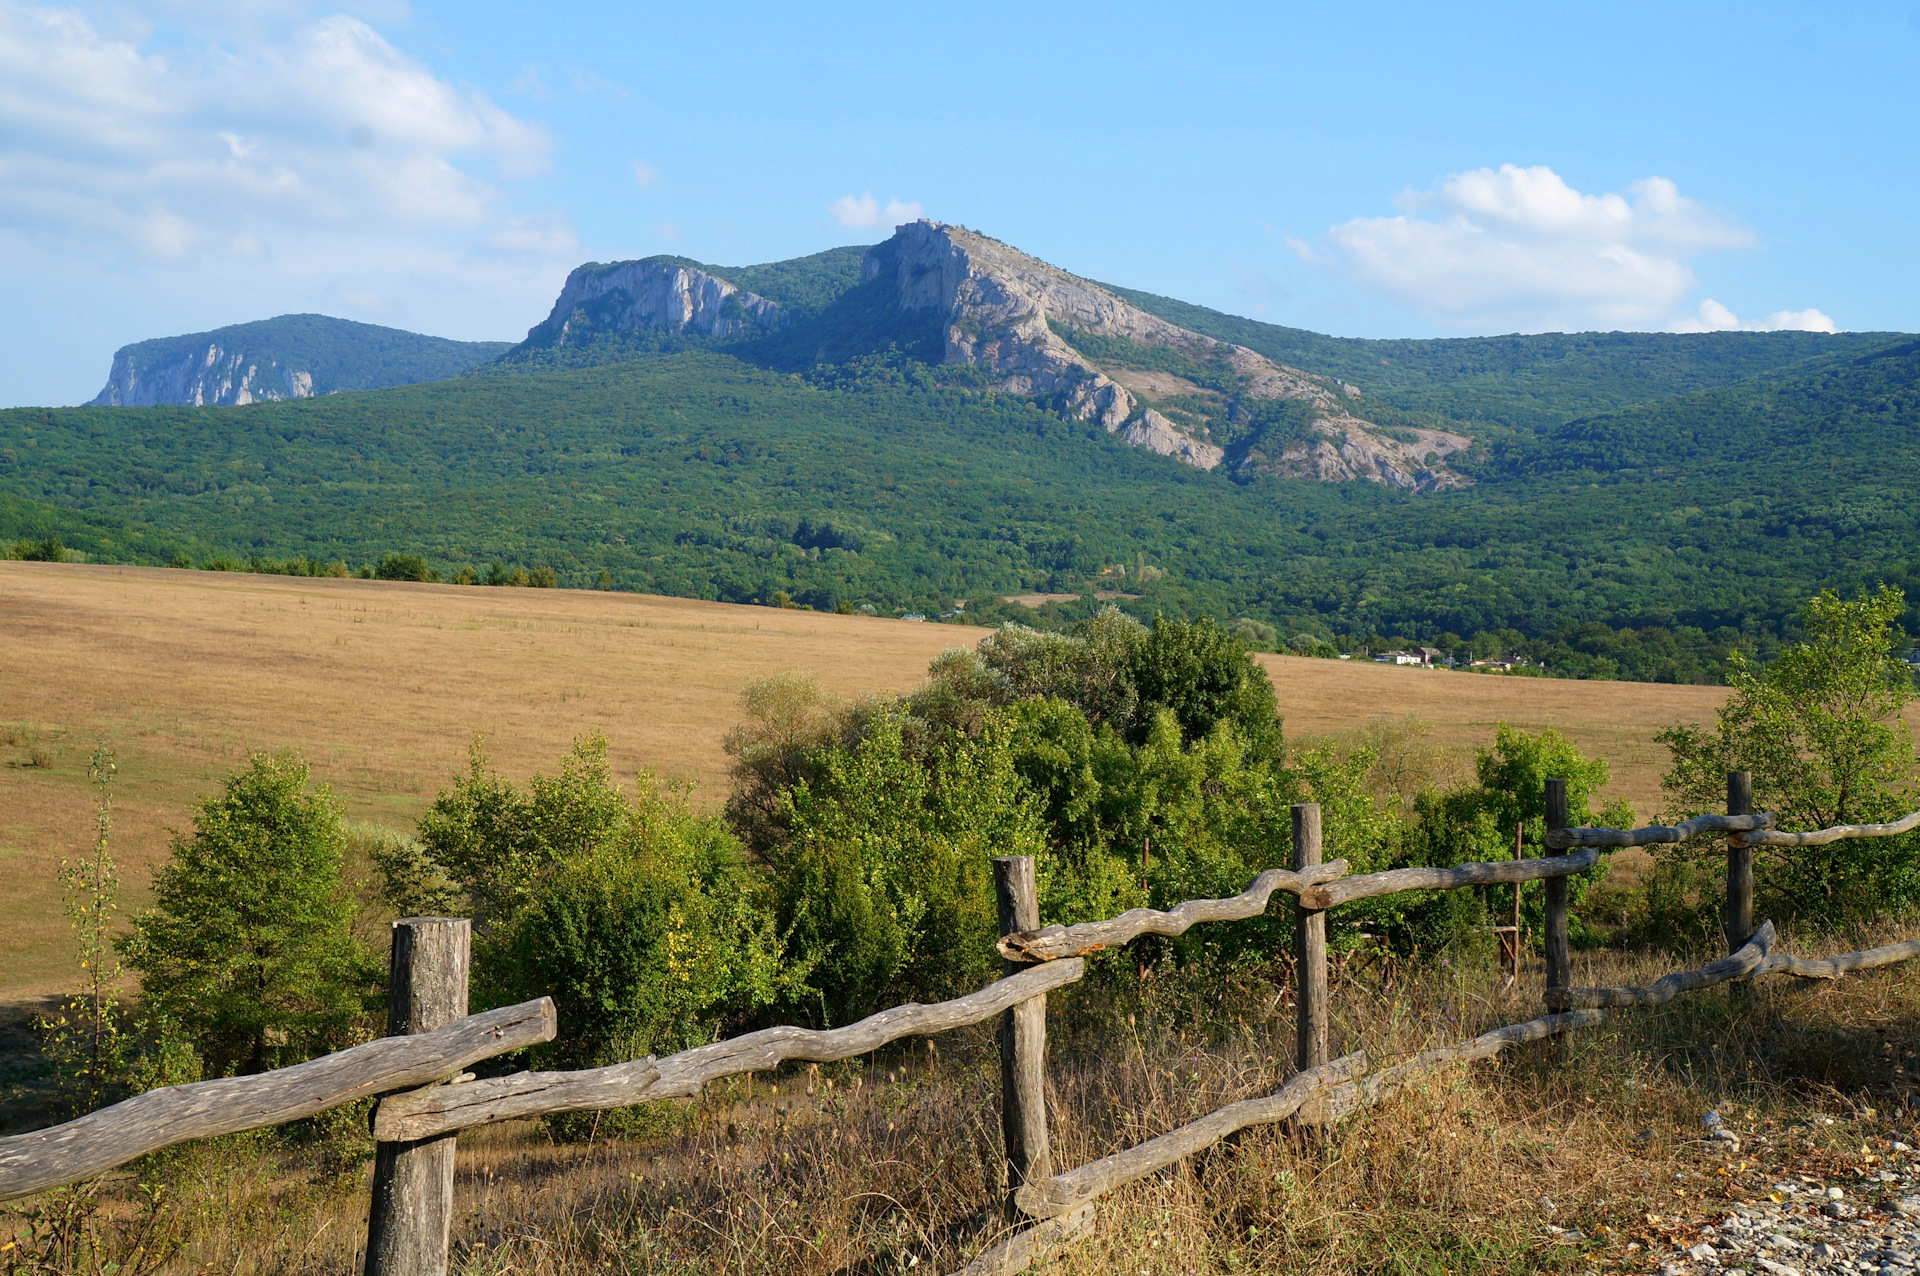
[3,0,1917,406]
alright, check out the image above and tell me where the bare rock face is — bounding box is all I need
[1254,421,1474,492]
[529,259,787,347]
[90,345,320,407]
[1124,409,1226,470]
[862,221,1466,488]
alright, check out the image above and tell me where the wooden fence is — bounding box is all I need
[4,773,1920,1276]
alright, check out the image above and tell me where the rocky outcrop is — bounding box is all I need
[1123,409,1225,470]
[525,259,787,347]
[1250,421,1473,492]
[90,345,319,406]
[860,221,1465,487]
[86,315,511,407]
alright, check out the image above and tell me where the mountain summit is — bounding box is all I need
[88,315,510,407]
[513,223,1471,489]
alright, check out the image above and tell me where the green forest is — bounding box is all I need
[5,247,1918,685]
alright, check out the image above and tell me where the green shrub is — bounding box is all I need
[412,736,793,1083]
[772,709,1044,1023]
[120,753,378,1075]
[1657,585,1919,923]
[374,552,434,582]
[18,536,64,562]
[529,566,557,588]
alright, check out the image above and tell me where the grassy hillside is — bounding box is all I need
[5,334,1920,669]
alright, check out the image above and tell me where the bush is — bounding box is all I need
[120,753,378,1075]
[772,709,1044,1024]
[411,736,793,1079]
[18,536,65,562]
[529,566,557,588]
[1657,585,1920,922]
[375,552,435,582]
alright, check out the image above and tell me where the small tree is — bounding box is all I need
[1658,585,1919,918]
[374,552,433,582]
[121,753,375,1075]
[37,744,130,1114]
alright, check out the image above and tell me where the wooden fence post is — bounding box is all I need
[1544,780,1570,998]
[995,857,1051,1221]
[1726,771,1754,951]
[365,918,470,1276]
[1293,803,1327,1072]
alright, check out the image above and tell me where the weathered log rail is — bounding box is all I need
[375,958,1086,1142]
[5,784,1917,1276]
[0,998,554,1202]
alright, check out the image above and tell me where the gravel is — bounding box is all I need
[1620,1125,1920,1276]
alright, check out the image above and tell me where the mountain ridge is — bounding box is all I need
[88,314,511,407]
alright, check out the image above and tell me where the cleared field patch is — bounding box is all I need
[1256,653,1741,817]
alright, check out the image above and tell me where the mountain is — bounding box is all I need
[503,223,1473,490]
[88,315,512,407]
[7,222,1917,682]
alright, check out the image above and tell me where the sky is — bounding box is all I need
[3,0,1917,406]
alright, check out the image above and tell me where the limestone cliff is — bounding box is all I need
[861,221,1468,489]
[91,345,316,406]
[523,258,788,348]
[86,314,511,408]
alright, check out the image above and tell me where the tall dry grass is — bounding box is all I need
[15,924,1920,1275]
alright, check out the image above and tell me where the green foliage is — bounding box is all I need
[13,535,64,562]
[1658,585,1920,920]
[36,745,131,1115]
[771,709,1044,1023]
[1403,725,1634,947]
[415,736,632,927]
[412,736,792,1080]
[497,779,791,1071]
[373,551,435,582]
[121,753,377,1075]
[1107,281,1887,434]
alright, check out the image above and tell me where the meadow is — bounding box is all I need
[0,561,1765,1001]
[8,561,1920,1275]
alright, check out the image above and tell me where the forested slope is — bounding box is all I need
[4,335,1917,679]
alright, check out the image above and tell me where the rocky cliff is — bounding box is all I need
[87,315,510,407]
[860,222,1467,489]
[521,258,789,349]
[91,345,318,406]
[513,228,1471,490]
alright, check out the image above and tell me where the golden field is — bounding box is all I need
[0,560,1807,999]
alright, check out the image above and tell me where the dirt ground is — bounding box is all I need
[0,561,1820,1001]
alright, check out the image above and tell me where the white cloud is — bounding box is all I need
[630,159,659,189]
[828,191,923,231]
[1673,299,1837,333]
[0,0,580,402]
[567,68,625,99]
[1316,164,1820,332]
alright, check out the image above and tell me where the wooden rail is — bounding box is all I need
[1755,939,1920,979]
[997,860,1347,963]
[0,998,553,1203]
[1013,1053,1366,1220]
[374,959,1085,1142]
[1550,922,1776,1009]
[1744,810,1920,847]
[1304,847,1599,909]
[1546,812,1774,849]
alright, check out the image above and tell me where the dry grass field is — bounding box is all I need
[5,560,1870,1002]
